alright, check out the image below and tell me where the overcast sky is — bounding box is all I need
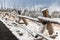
[0,0,60,8]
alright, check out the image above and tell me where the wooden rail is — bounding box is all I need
[17,15,60,24]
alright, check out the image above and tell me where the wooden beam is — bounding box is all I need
[17,15,60,25]
[38,16,60,25]
[17,15,39,22]
[38,33,53,40]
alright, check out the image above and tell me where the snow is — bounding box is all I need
[0,16,42,40]
[38,16,60,24]
[1,13,60,40]
[51,24,60,40]
[17,15,39,21]
[41,8,48,11]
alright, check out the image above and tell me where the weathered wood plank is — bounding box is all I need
[17,15,39,21]
[38,16,60,24]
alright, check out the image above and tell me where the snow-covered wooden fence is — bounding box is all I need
[0,9,60,40]
[17,15,60,24]
[17,15,60,40]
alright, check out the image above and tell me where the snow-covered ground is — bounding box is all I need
[0,12,60,40]
[0,15,43,40]
[51,24,60,40]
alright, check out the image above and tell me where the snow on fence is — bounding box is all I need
[1,11,60,40]
[38,16,60,25]
[17,15,60,24]
[17,15,60,40]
